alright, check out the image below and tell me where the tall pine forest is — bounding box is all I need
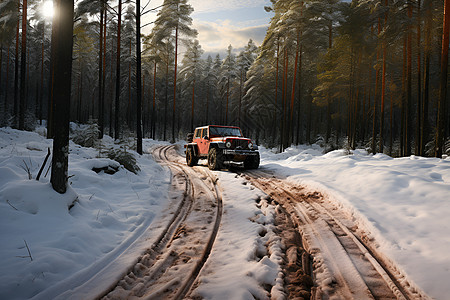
[0,0,449,158]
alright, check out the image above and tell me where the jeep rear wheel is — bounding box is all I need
[244,153,260,169]
[186,148,198,166]
[207,148,223,170]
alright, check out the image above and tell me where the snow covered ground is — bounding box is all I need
[258,144,450,300]
[0,127,172,300]
[0,127,449,299]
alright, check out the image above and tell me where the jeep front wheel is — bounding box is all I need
[207,148,223,170]
[186,148,198,166]
[244,153,260,169]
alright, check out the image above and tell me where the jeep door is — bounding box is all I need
[193,129,203,155]
[197,128,209,156]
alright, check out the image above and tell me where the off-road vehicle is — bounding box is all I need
[185,125,260,170]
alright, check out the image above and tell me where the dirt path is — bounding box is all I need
[243,170,428,300]
[100,145,222,299]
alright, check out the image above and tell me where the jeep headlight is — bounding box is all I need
[226,141,232,148]
[248,142,254,150]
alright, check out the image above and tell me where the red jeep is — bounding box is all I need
[185,125,260,170]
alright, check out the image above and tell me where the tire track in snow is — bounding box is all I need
[99,145,222,299]
[243,170,424,300]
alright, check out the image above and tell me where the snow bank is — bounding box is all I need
[0,128,171,300]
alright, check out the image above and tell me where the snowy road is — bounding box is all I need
[101,145,223,299]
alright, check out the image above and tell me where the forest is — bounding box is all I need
[0,0,449,160]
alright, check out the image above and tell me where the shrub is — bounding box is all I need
[107,148,140,174]
[71,120,100,148]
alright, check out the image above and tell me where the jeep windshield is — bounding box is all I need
[209,126,242,137]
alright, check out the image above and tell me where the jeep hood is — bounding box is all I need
[210,137,250,142]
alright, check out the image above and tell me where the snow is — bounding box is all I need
[192,172,284,300]
[0,127,449,299]
[258,144,450,300]
[0,127,171,300]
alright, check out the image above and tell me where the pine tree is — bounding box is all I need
[220,45,237,125]
[150,0,197,142]
[51,0,75,194]
[179,39,203,132]
[236,39,257,127]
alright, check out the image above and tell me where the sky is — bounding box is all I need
[142,0,273,58]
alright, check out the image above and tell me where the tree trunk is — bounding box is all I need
[361,87,366,144]
[326,101,332,144]
[191,77,195,132]
[347,52,353,148]
[238,69,242,127]
[102,7,107,134]
[296,43,303,145]
[273,39,280,147]
[336,98,341,146]
[0,43,3,106]
[127,42,132,128]
[326,22,333,145]
[306,90,312,144]
[114,0,122,140]
[51,0,74,194]
[290,32,300,145]
[109,42,114,137]
[142,73,146,136]
[379,0,388,153]
[163,59,168,141]
[39,25,45,125]
[372,17,382,154]
[47,0,58,139]
[415,0,422,155]
[421,0,432,155]
[136,0,143,154]
[13,1,19,128]
[5,45,11,113]
[401,35,407,156]
[406,0,413,156]
[389,90,393,156]
[34,61,39,123]
[366,46,372,143]
[351,53,360,149]
[98,1,104,139]
[205,77,209,125]
[280,48,287,152]
[172,22,179,142]
[152,60,156,139]
[225,76,229,124]
[77,61,82,121]
[436,0,450,157]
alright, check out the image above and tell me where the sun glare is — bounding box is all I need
[42,1,54,19]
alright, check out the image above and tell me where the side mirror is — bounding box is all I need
[203,135,209,140]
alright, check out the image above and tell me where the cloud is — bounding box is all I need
[190,0,270,13]
[194,19,268,55]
